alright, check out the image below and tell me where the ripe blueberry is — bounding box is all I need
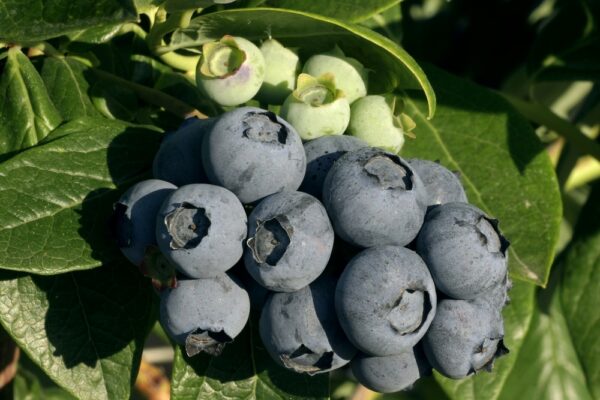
[416,202,509,299]
[202,107,306,204]
[153,118,215,186]
[300,135,368,199]
[156,184,247,278]
[113,179,176,266]
[259,278,357,374]
[407,159,467,206]
[244,191,334,292]
[160,274,250,356]
[335,246,437,356]
[323,147,428,248]
[423,299,508,378]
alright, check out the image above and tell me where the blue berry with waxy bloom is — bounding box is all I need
[280,73,351,140]
[416,202,509,299]
[202,106,306,204]
[348,95,416,153]
[323,147,428,248]
[351,346,431,393]
[155,184,247,278]
[302,45,368,104]
[407,159,467,206]
[153,117,215,186]
[195,35,265,106]
[112,179,176,267]
[300,135,368,199]
[423,298,508,379]
[335,246,437,356]
[256,38,300,104]
[159,274,250,357]
[244,191,334,292]
[474,274,512,311]
[259,277,357,375]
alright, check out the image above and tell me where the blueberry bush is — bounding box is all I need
[0,0,598,399]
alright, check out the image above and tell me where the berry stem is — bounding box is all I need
[501,93,600,161]
[146,6,199,72]
[91,68,208,119]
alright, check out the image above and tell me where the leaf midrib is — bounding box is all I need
[56,57,89,112]
[9,52,47,149]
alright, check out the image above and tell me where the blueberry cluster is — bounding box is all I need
[112,36,511,393]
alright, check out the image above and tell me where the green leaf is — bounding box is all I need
[0,261,157,400]
[0,117,161,274]
[0,48,62,155]
[167,8,436,118]
[66,23,133,44]
[401,65,562,286]
[41,57,101,120]
[0,0,137,43]
[360,2,402,44]
[262,0,401,23]
[171,321,329,400]
[434,280,536,399]
[90,81,139,121]
[494,279,592,399]
[561,183,600,399]
[528,0,600,82]
[13,355,78,400]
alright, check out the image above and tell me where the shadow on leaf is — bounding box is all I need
[40,262,157,370]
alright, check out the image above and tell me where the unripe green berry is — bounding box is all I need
[280,73,350,140]
[256,38,299,104]
[348,95,416,153]
[196,35,265,106]
[302,46,368,104]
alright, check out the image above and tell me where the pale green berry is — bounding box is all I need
[196,35,265,106]
[280,73,351,140]
[256,38,299,104]
[302,46,368,104]
[348,95,416,153]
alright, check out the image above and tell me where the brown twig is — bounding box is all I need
[134,358,171,400]
[0,332,19,390]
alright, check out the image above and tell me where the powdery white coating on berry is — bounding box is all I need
[300,135,368,199]
[159,275,250,356]
[323,147,428,248]
[416,202,509,299]
[351,347,431,393]
[335,246,437,356]
[155,184,247,278]
[259,278,357,375]
[152,118,215,186]
[114,179,176,266]
[202,107,306,204]
[407,159,468,206]
[473,273,512,310]
[423,299,508,379]
[244,191,334,292]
